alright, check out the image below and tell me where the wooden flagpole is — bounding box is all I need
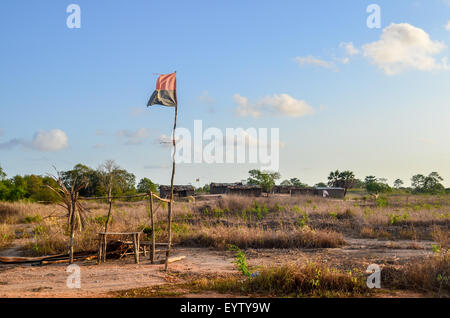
[165,73,177,271]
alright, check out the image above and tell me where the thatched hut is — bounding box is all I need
[210,182,243,194]
[227,184,262,196]
[291,188,315,196]
[159,185,195,198]
[314,187,345,198]
[210,182,262,196]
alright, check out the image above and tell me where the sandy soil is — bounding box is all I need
[0,248,235,298]
[0,238,435,298]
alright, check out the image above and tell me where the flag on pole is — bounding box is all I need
[147,72,177,107]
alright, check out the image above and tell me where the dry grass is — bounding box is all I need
[168,225,345,249]
[0,223,14,249]
[382,253,449,296]
[1,194,449,256]
[191,262,369,297]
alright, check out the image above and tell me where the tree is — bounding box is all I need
[411,172,444,194]
[352,179,365,189]
[0,165,6,180]
[61,164,98,196]
[137,177,158,194]
[195,184,210,194]
[315,182,327,188]
[280,178,308,188]
[247,169,281,193]
[45,169,88,264]
[327,170,356,196]
[393,179,404,189]
[364,176,392,197]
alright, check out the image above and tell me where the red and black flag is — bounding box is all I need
[147,72,177,107]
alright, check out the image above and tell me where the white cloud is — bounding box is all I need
[334,57,350,64]
[362,23,448,75]
[224,130,285,149]
[31,129,69,151]
[116,128,148,145]
[0,138,21,150]
[339,42,360,56]
[234,93,314,118]
[1,129,70,151]
[199,90,216,113]
[234,94,262,118]
[446,21,450,31]
[157,134,172,147]
[294,56,335,69]
[155,134,183,148]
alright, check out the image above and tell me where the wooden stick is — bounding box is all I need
[97,234,103,264]
[165,103,178,272]
[102,233,108,262]
[136,232,140,264]
[149,191,155,264]
[158,255,185,264]
[79,193,148,200]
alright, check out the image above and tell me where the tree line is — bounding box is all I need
[0,163,448,202]
[245,169,448,196]
[0,161,158,202]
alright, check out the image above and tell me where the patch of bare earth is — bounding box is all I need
[0,238,437,298]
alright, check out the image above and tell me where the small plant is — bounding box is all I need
[431,244,441,254]
[388,214,401,225]
[296,211,309,228]
[275,204,283,213]
[228,244,251,277]
[241,209,248,221]
[141,226,153,239]
[32,225,45,236]
[388,212,409,225]
[23,215,42,224]
[213,208,224,218]
[329,212,338,220]
[377,197,389,208]
[310,268,321,288]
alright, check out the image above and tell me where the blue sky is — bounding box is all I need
[1,0,450,187]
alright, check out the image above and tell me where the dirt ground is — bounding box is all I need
[0,237,436,298]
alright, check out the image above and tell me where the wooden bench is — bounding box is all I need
[97,232,141,264]
[97,232,173,264]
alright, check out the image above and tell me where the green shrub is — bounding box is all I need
[377,197,389,207]
[23,214,42,223]
[228,244,251,277]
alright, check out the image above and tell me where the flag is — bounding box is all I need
[147,72,177,107]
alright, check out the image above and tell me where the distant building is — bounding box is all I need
[272,185,296,194]
[291,188,315,196]
[314,187,345,198]
[272,185,315,196]
[227,184,262,197]
[210,183,262,197]
[210,182,243,195]
[159,185,195,198]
